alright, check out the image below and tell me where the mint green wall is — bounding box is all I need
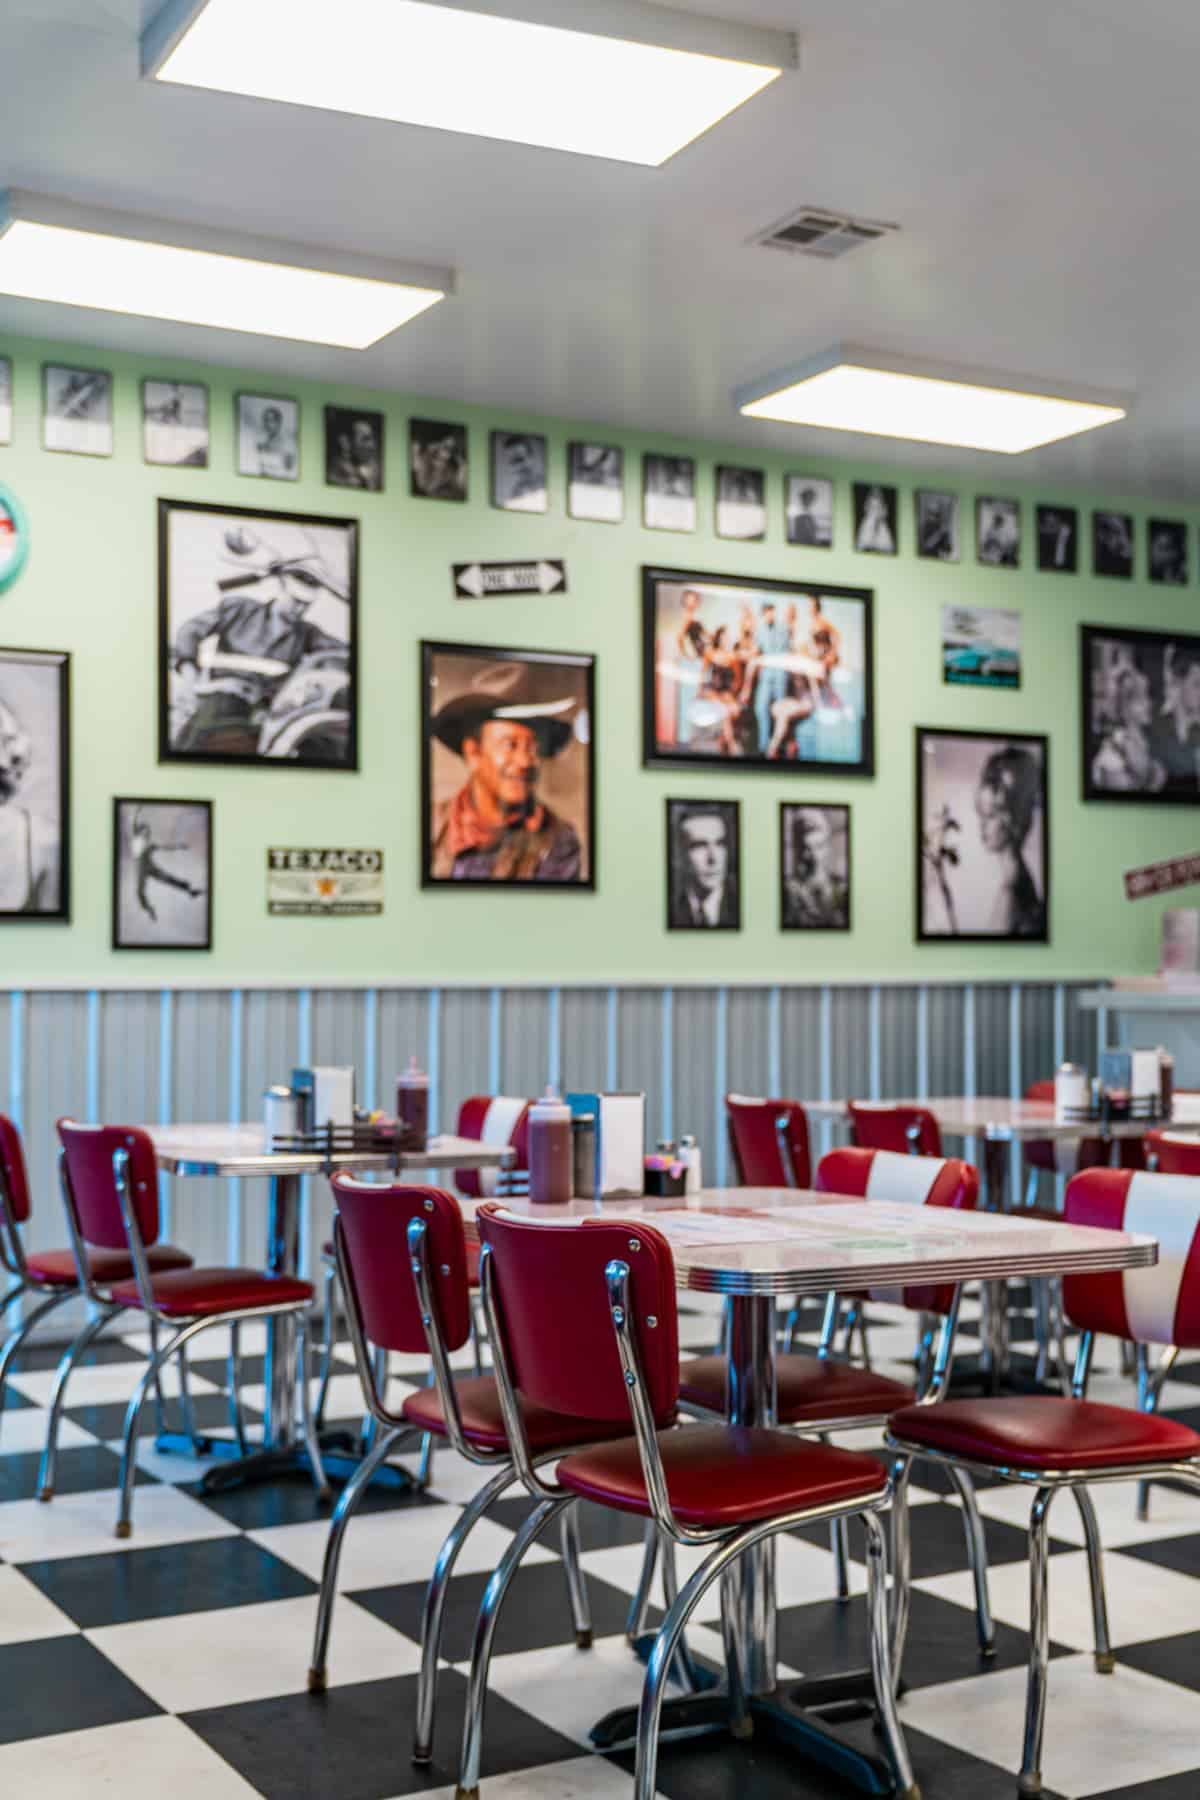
[0,329,1190,984]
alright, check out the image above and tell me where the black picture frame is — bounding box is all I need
[420,639,596,890]
[490,429,548,514]
[1092,510,1134,579]
[852,482,897,555]
[323,405,385,492]
[1080,622,1200,805]
[42,364,113,458]
[779,801,851,931]
[914,490,960,562]
[783,473,833,548]
[567,442,624,523]
[643,454,697,533]
[642,565,875,777]
[916,726,1049,944]
[141,379,209,469]
[1148,519,1189,587]
[714,466,766,542]
[1036,503,1078,573]
[976,496,1021,568]
[0,646,70,921]
[235,391,300,482]
[666,798,741,931]
[157,498,359,773]
[112,797,212,951]
[409,418,468,501]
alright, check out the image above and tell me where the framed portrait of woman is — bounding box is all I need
[1081,624,1200,805]
[916,727,1049,943]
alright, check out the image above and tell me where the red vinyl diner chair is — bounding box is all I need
[725,1093,811,1189]
[454,1203,919,1800]
[1144,1127,1200,1174]
[886,1164,1200,1798]
[848,1102,942,1157]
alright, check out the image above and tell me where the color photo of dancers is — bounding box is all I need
[642,567,874,774]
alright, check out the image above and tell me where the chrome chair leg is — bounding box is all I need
[830,1513,852,1603]
[309,1426,404,1693]
[659,1532,704,1695]
[1019,1486,1056,1798]
[558,1501,593,1649]
[469,1296,486,1378]
[314,1256,337,1432]
[862,1510,920,1800]
[147,1317,167,1436]
[717,1557,752,1742]
[625,1520,659,1644]
[176,1339,200,1450]
[0,1289,76,1436]
[889,1454,914,1686]
[116,1325,186,1538]
[226,1321,249,1456]
[296,1316,330,1503]
[37,1305,116,1501]
[1136,1345,1178,1521]
[1072,1485,1114,1672]
[946,1465,996,1658]
[415,1429,436,1489]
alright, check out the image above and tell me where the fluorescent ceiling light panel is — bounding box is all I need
[736,346,1128,454]
[145,0,794,167]
[0,190,451,349]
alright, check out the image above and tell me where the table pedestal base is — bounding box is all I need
[154,1428,420,1496]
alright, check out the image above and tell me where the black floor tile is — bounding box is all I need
[1086,1776,1200,1800]
[0,1635,161,1742]
[789,1499,1070,1578]
[354,1560,642,1662]
[0,1385,34,1411]
[20,1532,318,1628]
[488,1493,648,1551]
[187,1467,440,1531]
[64,1391,262,1442]
[16,1337,147,1372]
[1120,1532,1200,1581]
[1118,1628,1200,1694]
[0,1443,153,1502]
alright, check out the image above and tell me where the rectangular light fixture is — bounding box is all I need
[0,189,452,349]
[143,0,796,168]
[735,344,1129,454]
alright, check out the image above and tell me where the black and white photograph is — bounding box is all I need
[567,442,623,523]
[142,379,209,469]
[784,474,833,547]
[715,465,766,541]
[236,392,299,481]
[780,802,850,930]
[1081,623,1200,803]
[1148,519,1189,586]
[0,647,69,920]
[1036,503,1078,572]
[42,363,112,457]
[1093,509,1134,578]
[976,496,1020,567]
[491,430,548,513]
[852,481,897,554]
[917,726,1048,942]
[915,490,960,561]
[0,356,11,445]
[410,418,468,501]
[643,453,697,533]
[324,405,384,492]
[112,798,211,950]
[666,797,740,930]
[942,603,1021,689]
[158,498,358,771]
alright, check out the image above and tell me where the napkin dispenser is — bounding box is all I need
[291,1065,355,1133]
[567,1091,645,1199]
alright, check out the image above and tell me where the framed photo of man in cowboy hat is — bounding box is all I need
[421,641,595,888]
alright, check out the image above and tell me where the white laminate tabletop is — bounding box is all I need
[147,1124,509,1179]
[799,1096,1173,1141]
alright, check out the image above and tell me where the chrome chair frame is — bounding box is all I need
[0,1159,84,1437]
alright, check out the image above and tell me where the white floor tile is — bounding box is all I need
[0,1484,236,1563]
[974,1475,1200,1547]
[0,1716,260,1797]
[107,1433,243,1486]
[120,1321,270,1359]
[249,1503,550,1591]
[8,1360,221,1410]
[407,1754,634,1800]
[0,1408,96,1457]
[917,1546,1200,1650]
[0,1564,78,1644]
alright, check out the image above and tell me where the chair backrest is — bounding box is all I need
[330,1176,472,1355]
[848,1102,942,1157]
[476,1203,679,1427]
[726,1094,811,1188]
[56,1120,160,1251]
[816,1146,978,1313]
[455,1095,531,1198]
[1064,1166,1200,1348]
[1145,1130,1200,1176]
[0,1114,32,1225]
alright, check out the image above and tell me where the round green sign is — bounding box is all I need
[0,484,29,594]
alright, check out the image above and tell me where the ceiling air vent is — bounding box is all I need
[753,207,898,260]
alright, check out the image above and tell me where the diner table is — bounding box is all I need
[146,1124,512,1491]
[460,1184,1156,1795]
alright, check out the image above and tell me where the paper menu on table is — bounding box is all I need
[649,1202,1022,1252]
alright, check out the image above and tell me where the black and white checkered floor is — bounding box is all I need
[3,1295,1200,1798]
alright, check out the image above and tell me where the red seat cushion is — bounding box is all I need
[402,1374,634,1453]
[108,1267,313,1318]
[25,1242,193,1289]
[679,1353,915,1424]
[889,1397,1200,1472]
[557,1424,887,1528]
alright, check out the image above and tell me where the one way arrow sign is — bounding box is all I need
[453,558,567,599]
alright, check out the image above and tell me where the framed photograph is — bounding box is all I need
[236,392,299,481]
[917,727,1048,943]
[942,604,1021,690]
[666,798,740,930]
[410,418,467,501]
[43,364,112,457]
[567,442,623,523]
[142,380,209,468]
[780,802,850,931]
[0,485,30,595]
[324,405,384,491]
[158,498,358,771]
[421,640,594,888]
[1148,519,1189,586]
[1036,503,1078,573]
[784,474,833,548]
[1081,624,1200,803]
[112,798,211,950]
[0,647,69,920]
[915,490,959,562]
[490,430,548,514]
[643,454,696,533]
[643,565,874,776]
[852,482,897,554]
[976,497,1020,568]
[1093,510,1134,579]
[0,356,11,445]
[715,465,766,541]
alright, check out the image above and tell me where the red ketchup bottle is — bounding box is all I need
[528,1088,573,1204]
[396,1057,429,1148]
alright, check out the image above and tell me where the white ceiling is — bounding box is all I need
[4,0,1200,498]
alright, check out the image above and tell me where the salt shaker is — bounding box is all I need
[678,1134,703,1195]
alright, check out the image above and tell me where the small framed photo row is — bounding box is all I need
[410,419,468,501]
[0,647,70,920]
[852,482,897,554]
[666,798,740,930]
[1148,519,1189,586]
[491,429,548,513]
[780,802,850,930]
[420,640,595,888]
[1081,623,1200,803]
[43,364,112,457]
[1093,510,1134,578]
[784,474,832,547]
[715,465,766,541]
[324,405,384,492]
[916,727,1048,943]
[1036,503,1078,572]
[915,490,959,562]
[0,356,12,445]
[643,454,696,532]
[976,497,1020,567]
[112,798,212,950]
[236,392,299,481]
[567,442,624,523]
[142,379,209,469]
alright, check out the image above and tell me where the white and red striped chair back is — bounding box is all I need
[454,1095,531,1199]
[816,1146,979,1314]
[1145,1130,1200,1177]
[1063,1166,1200,1348]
